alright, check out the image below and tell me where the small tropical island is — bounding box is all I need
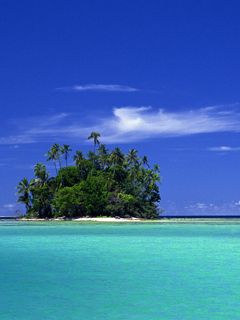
[17,132,161,220]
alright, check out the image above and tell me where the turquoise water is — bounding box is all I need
[1,222,240,319]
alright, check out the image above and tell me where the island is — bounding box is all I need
[17,132,161,220]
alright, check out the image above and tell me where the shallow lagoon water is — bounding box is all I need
[0,221,240,320]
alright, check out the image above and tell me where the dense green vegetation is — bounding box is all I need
[17,132,161,219]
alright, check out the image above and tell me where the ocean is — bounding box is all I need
[0,221,240,319]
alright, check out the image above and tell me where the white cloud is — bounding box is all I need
[162,199,240,215]
[0,134,36,145]
[182,201,240,215]
[57,84,139,92]
[209,146,240,152]
[98,106,240,143]
[1,105,240,145]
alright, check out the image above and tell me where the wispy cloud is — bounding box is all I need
[1,105,240,145]
[209,146,240,152]
[56,84,139,92]
[99,106,240,143]
[184,201,240,215]
[162,199,240,215]
[0,113,69,145]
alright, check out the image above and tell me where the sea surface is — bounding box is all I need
[0,221,240,320]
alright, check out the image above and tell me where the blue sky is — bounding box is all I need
[1,0,240,216]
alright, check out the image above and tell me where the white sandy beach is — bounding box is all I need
[17,217,240,223]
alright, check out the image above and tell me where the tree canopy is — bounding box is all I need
[17,132,161,219]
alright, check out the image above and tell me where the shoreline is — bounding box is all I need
[15,216,240,224]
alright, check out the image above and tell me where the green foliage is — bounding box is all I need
[17,135,161,219]
[53,174,109,217]
[53,184,85,217]
[80,174,109,216]
[31,184,53,218]
[57,166,82,188]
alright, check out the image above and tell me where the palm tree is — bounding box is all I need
[153,164,160,173]
[52,143,62,169]
[73,150,84,166]
[87,150,99,171]
[108,147,126,184]
[46,144,61,174]
[126,149,139,166]
[98,144,109,169]
[34,163,49,185]
[88,132,101,153]
[61,144,72,167]
[142,155,149,168]
[98,143,107,155]
[88,150,97,162]
[46,149,57,174]
[110,147,125,166]
[17,178,32,212]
